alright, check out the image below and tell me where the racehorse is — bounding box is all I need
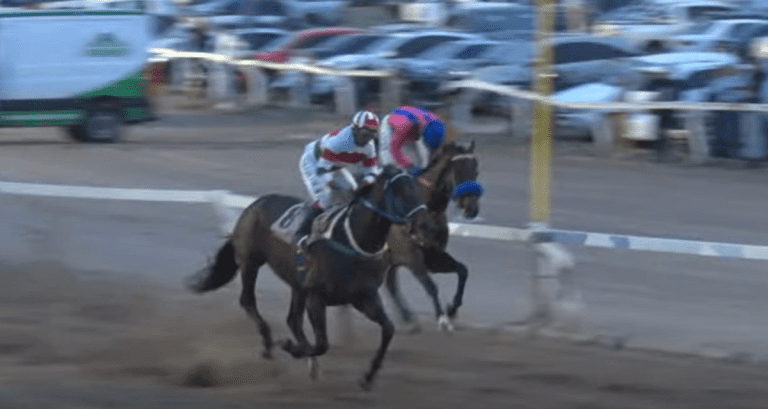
[186,165,428,390]
[383,140,482,331]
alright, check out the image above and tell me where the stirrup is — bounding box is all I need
[296,235,308,250]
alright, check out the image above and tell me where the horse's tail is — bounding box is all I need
[186,239,238,293]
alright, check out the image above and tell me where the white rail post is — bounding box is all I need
[526,225,581,334]
[334,76,357,117]
[512,97,532,140]
[449,88,475,133]
[289,72,311,108]
[381,71,402,113]
[685,110,710,165]
[210,62,236,111]
[244,67,269,108]
[591,111,617,157]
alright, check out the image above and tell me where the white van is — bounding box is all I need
[0,9,155,142]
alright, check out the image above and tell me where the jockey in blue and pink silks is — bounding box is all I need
[378,106,445,176]
[293,110,381,252]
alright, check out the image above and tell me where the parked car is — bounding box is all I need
[622,51,755,144]
[400,39,533,102]
[442,2,536,41]
[309,32,392,60]
[553,82,625,139]
[592,0,736,52]
[472,34,641,114]
[212,27,291,59]
[186,0,348,28]
[252,27,364,63]
[304,29,483,102]
[667,18,768,53]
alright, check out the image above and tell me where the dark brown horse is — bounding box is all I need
[384,140,482,331]
[186,165,428,390]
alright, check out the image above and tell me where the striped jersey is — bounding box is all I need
[315,125,379,179]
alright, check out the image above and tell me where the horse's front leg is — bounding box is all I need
[384,264,417,325]
[304,293,329,381]
[424,248,468,320]
[352,290,395,391]
[408,255,445,323]
[281,288,312,359]
[305,293,329,358]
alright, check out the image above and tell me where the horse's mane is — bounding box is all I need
[423,141,473,174]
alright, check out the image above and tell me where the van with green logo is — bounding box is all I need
[0,9,155,142]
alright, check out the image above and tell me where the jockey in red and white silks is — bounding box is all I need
[299,110,381,210]
[378,106,445,177]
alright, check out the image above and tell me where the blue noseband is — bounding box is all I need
[453,181,484,198]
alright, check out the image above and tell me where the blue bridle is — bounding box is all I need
[359,173,426,223]
[453,180,484,198]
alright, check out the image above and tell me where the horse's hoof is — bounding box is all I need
[358,376,374,391]
[308,357,319,381]
[438,315,454,332]
[446,303,460,319]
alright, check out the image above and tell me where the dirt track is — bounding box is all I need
[2,96,768,408]
[2,261,768,409]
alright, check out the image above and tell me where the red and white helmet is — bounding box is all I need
[352,110,380,130]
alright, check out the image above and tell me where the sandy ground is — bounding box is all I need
[2,261,768,409]
[2,95,768,408]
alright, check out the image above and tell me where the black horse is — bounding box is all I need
[384,140,482,331]
[187,165,428,390]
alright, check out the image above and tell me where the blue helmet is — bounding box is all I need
[422,120,445,151]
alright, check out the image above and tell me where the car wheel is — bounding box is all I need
[65,125,88,142]
[82,108,123,143]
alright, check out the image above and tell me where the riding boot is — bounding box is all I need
[294,206,323,273]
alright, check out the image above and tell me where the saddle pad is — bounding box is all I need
[270,203,308,244]
[270,203,346,245]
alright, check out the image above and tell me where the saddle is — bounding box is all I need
[270,202,346,245]
[306,203,347,245]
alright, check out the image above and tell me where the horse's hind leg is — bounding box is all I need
[239,261,273,359]
[280,288,313,359]
[352,291,395,391]
[424,249,468,320]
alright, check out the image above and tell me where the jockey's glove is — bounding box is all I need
[409,166,423,177]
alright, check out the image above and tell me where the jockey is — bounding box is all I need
[378,106,445,177]
[293,110,381,251]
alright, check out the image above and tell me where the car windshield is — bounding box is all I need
[454,44,494,59]
[686,6,733,22]
[239,32,285,50]
[358,36,402,55]
[294,35,341,50]
[336,35,386,54]
[448,7,534,33]
[394,37,462,58]
[685,21,715,34]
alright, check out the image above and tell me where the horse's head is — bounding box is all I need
[433,140,482,219]
[355,164,427,225]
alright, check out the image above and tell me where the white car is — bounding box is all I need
[668,19,768,52]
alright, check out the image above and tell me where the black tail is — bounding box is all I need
[186,240,238,293]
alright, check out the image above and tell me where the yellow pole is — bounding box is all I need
[530,0,555,224]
